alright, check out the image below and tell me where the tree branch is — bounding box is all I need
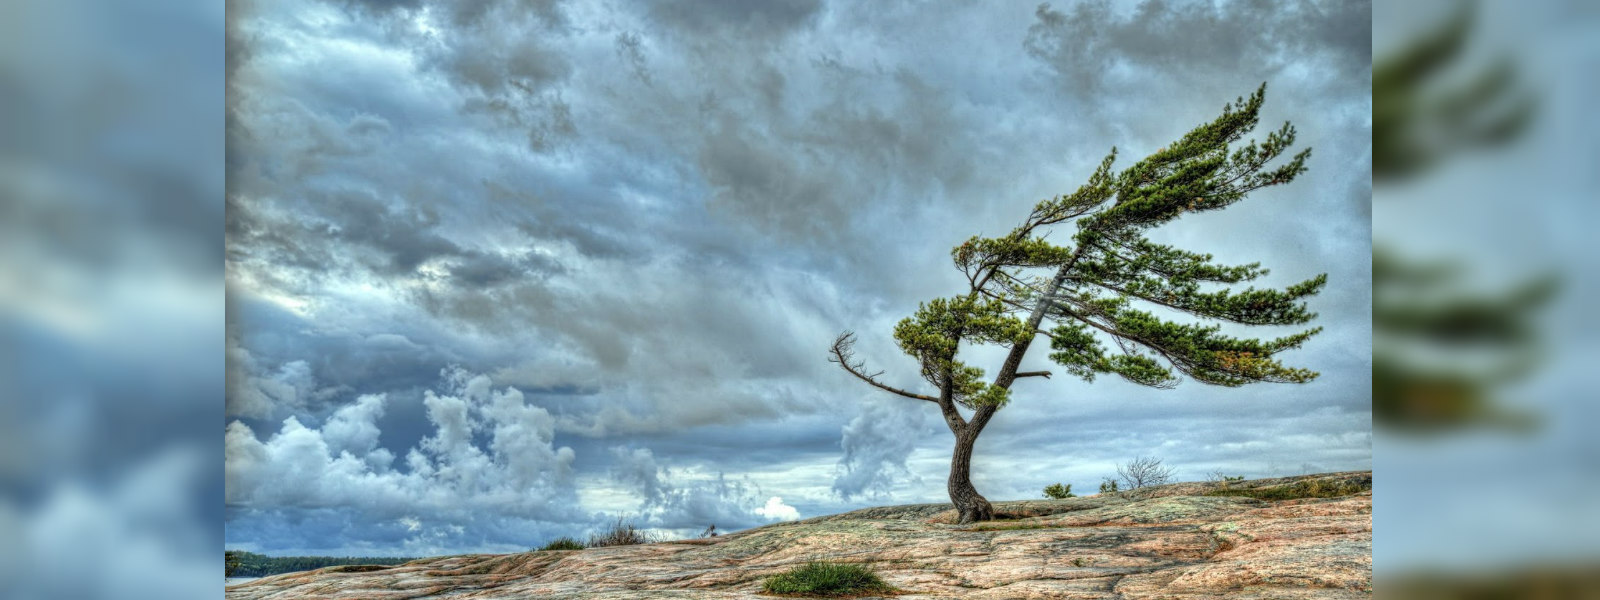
[829,332,940,403]
[1015,371,1052,379]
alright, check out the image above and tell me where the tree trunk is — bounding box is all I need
[948,431,994,523]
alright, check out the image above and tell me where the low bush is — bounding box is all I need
[1042,483,1075,499]
[537,537,585,551]
[763,561,896,597]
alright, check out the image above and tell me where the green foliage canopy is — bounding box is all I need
[858,85,1323,411]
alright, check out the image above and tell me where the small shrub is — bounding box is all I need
[1042,483,1075,499]
[538,537,585,551]
[1098,478,1120,494]
[1116,456,1175,489]
[588,516,655,548]
[763,561,895,597]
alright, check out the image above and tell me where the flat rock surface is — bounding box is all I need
[227,471,1371,599]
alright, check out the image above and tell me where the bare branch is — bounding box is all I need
[1117,456,1175,490]
[1015,371,1052,379]
[829,332,939,403]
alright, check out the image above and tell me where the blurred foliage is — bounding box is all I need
[1374,2,1536,181]
[1373,250,1555,432]
[1382,568,1600,600]
[1372,1,1550,433]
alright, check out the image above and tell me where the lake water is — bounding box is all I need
[225,577,259,587]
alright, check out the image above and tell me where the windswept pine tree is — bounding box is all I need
[829,85,1326,523]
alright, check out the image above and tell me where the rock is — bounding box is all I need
[227,471,1371,599]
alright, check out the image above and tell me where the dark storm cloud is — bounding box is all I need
[1024,0,1370,96]
[227,189,562,296]
[647,0,824,38]
[227,0,1370,555]
[336,0,425,13]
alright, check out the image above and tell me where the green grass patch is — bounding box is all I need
[762,561,897,597]
[537,537,585,551]
[1205,478,1369,501]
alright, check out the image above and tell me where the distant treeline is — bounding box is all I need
[225,550,417,577]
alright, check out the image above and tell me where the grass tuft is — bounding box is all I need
[537,537,585,551]
[763,561,896,597]
[587,516,656,548]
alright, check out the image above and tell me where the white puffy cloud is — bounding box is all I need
[321,394,387,458]
[755,496,800,522]
[225,368,580,552]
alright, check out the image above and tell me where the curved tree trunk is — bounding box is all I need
[948,431,994,523]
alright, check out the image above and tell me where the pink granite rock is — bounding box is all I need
[227,471,1371,599]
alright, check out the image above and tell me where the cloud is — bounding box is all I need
[754,496,801,522]
[225,333,322,419]
[833,399,929,500]
[225,367,582,552]
[7,448,214,600]
[1024,0,1371,96]
[647,0,824,38]
[607,446,798,532]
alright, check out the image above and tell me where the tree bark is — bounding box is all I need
[941,250,1085,523]
[947,430,994,523]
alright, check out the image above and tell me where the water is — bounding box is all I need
[225,577,260,587]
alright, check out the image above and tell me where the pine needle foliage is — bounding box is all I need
[1042,483,1075,499]
[829,84,1326,523]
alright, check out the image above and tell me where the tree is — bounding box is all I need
[1042,483,1074,499]
[1117,456,1175,490]
[829,85,1325,523]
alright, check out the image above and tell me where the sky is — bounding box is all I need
[225,0,1372,557]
